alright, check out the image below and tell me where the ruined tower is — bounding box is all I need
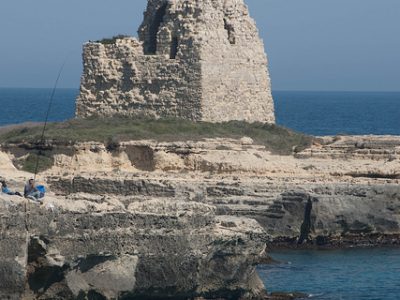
[76,0,275,123]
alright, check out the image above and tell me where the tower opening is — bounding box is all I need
[170,37,179,59]
[147,3,168,54]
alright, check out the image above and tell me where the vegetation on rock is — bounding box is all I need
[0,118,314,155]
[15,152,54,174]
[95,35,129,44]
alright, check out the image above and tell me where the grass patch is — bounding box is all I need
[95,35,130,45]
[0,117,314,155]
[14,152,54,174]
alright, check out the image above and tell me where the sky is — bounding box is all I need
[0,0,399,91]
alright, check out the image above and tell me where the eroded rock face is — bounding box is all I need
[0,197,266,299]
[38,135,400,247]
[1,135,400,297]
[76,0,275,123]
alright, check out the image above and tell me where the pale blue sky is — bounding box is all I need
[0,0,399,91]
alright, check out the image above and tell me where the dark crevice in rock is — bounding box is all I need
[297,197,313,245]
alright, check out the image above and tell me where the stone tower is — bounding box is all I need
[76,0,275,123]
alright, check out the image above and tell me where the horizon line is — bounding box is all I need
[1,87,400,94]
[0,87,400,93]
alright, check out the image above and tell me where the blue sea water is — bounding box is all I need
[259,248,400,300]
[0,88,77,127]
[274,91,400,136]
[0,88,399,136]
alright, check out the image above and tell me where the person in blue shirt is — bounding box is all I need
[1,180,22,197]
[24,179,44,202]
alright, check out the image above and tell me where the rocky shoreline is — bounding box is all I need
[268,233,400,250]
[1,134,399,299]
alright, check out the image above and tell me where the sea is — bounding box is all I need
[1,88,400,299]
[0,88,399,136]
[259,248,400,300]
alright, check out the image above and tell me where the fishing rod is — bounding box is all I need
[33,58,68,180]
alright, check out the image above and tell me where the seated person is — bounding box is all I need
[1,180,22,197]
[24,179,44,202]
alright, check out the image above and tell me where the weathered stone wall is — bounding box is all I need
[199,0,275,122]
[76,0,275,123]
[76,38,203,120]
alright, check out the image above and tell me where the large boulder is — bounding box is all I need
[0,196,267,299]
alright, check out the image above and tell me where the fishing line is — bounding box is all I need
[33,56,69,180]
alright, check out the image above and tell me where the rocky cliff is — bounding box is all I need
[0,194,266,300]
[2,135,400,246]
[1,134,400,298]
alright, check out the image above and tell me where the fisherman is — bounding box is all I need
[1,180,23,197]
[24,179,44,202]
